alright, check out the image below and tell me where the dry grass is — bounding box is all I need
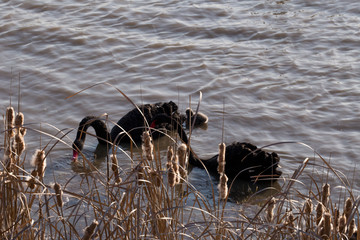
[1,97,359,239]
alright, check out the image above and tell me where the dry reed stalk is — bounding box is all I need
[111,154,122,183]
[217,143,226,174]
[218,173,228,200]
[142,131,153,162]
[321,183,330,208]
[266,197,276,222]
[82,220,98,240]
[177,143,187,180]
[53,183,64,207]
[31,149,47,179]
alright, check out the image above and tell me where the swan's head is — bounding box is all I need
[72,139,83,161]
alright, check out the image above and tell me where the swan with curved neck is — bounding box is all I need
[150,114,282,181]
[72,101,208,161]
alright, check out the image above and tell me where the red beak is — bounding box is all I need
[72,150,79,161]
[150,120,156,128]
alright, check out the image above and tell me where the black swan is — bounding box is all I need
[150,114,282,181]
[72,101,208,161]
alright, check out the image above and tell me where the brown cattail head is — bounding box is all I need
[31,149,47,178]
[339,214,346,234]
[321,183,330,207]
[27,170,38,189]
[82,220,98,240]
[218,173,228,200]
[6,106,15,138]
[173,155,180,184]
[344,197,353,222]
[323,212,332,238]
[334,207,340,231]
[149,170,161,187]
[178,143,187,179]
[167,166,176,188]
[14,112,24,129]
[348,219,356,238]
[14,132,25,156]
[53,183,64,207]
[267,197,276,222]
[142,131,153,162]
[316,203,324,225]
[217,143,226,174]
[304,198,313,215]
[287,211,295,234]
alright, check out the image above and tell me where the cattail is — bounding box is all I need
[149,170,161,187]
[316,203,324,225]
[321,183,330,208]
[14,112,24,129]
[217,143,226,174]
[333,207,340,231]
[14,132,25,156]
[323,212,332,238]
[339,214,346,234]
[166,146,176,187]
[178,143,187,179]
[27,170,38,189]
[31,149,47,179]
[218,173,228,200]
[111,154,122,183]
[82,220,98,240]
[167,166,176,188]
[287,211,295,234]
[304,198,313,230]
[344,197,353,222]
[348,219,356,238]
[142,131,153,162]
[6,106,15,138]
[53,183,64,207]
[173,155,180,184]
[266,197,276,222]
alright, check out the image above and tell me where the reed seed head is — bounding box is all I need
[348,219,356,238]
[321,183,330,207]
[14,132,25,156]
[316,203,323,225]
[27,169,38,189]
[339,214,346,234]
[14,112,24,129]
[82,220,98,240]
[217,143,226,174]
[304,198,313,215]
[53,183,64,207]
[344,197,353,221]
[31,149,47,178]
[110,154,122,183]
[287,211,295,234]
[6,106,15,138]
[218,173,228,200]
[178,143,187,179]
[323,212,332,238]
[142,130,153,162]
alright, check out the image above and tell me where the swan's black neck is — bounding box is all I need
[72,116,110,160]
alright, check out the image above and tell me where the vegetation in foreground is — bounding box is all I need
[1,101,359,239]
